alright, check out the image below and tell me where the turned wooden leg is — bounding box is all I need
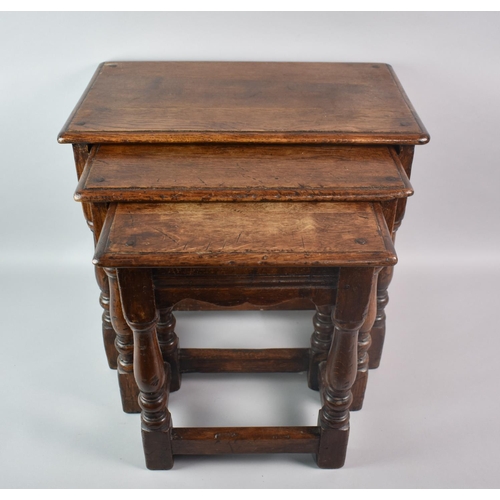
[157,307,181,392]
[369,147,414,369]
[308,305,334,391]
[368,266,393,369]
[104,268,140,413]
[73,146,119,369]
[117,268,174,470]
[316,267,375,469]
[95,266,118,369]
[351,268,380,411]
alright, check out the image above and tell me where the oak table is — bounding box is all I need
[58,62,429,469]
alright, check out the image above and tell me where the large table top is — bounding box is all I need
[59,62,429,145]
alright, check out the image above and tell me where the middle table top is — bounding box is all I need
[75,144,412,203]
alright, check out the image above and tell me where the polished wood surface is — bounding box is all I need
[92,195,395,470]
[172,427,320,455]
[72,144,118,369]
[351,268,381,411]
[153,266,338,311]
[308,305,334,391]
[157,308,181,392]
[317,267,375,468]
[58,62,429,144]
[104,267,140,413]
[94,202,396,268]
[75,144,412,202]
[179,348,309,373]
[60,61,428,470]
[370,145,415,368]
[117,268,173,469]
[109,247,381,467]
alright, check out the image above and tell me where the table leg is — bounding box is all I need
[316,267,375,468]
[351,268,380,410]
[369,266,392,368]
[117,268,174,470]
[369,146,414,369]
[73,145,119,370]
[95,266,118,369]
[157,307,181,392]
[308,305,334,391]
[104,268,140,413]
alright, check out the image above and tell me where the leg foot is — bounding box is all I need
[117,371,140,414]
[142,419,174,470]
[316,416,350,469]
[350,370,368,412]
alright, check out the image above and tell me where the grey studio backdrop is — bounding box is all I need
[0,12,498,488]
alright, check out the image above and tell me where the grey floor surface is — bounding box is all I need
[0,261,498,488]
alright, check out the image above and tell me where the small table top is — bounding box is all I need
[59,62,429,145]
[94,202,397,268]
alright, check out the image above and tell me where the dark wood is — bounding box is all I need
[61,61,428,470]
[157,308,181,392]
[154,266,338,309]
[72,145,118,369]
[173,297,315,311]
[72,144,93,224]
[154,266,339,285]
[98,204,391,468]
[58,62,429,145]
[179,348,309,373]
[351,267,381,411]
[369,145,415,369]
[308,305,334,391]
[317,267,375,469]
[117,268,173,470]
[94,202,397,268]
[369,266,392,369]
[96,266,117,369]
[172,427,320,454]
[104,267,140,413]
[75,144,413,203]
[155,283,334,310]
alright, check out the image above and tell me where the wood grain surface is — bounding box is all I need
[58,62,429,144]
[93,202,397,267]
[179,348,309,373]
[75,144,413,202]
[171,426,320,454]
